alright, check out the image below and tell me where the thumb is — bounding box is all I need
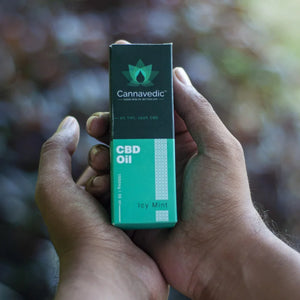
[36,116,80,212]
[36,117,110,254]
[173,67,232,151]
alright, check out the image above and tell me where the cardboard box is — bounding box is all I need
[110,43,177,229]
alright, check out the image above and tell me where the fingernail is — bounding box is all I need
[92,176,108,189]
[174,67,192,86]
[56,116,76,132]
[90,146,98,160]
[86,116,97,132]
[92,176,101,186]
[86,112,104,131]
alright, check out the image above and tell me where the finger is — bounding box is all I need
[36,116,80,217]
[85,174,110,199]
[115,39,130,45]
[89,144,110,172]
[36,116,112,255]
[174,110,188,135]
[86,112,110,143]
[173,67,232,150]
[76,166,97,187]
[36,116,79,193]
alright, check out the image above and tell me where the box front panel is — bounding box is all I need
[110,44,177,228]
[111,138,176,227]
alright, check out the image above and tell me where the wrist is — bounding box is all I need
[208,212,269,300]
[193,208,300,300]
[189,208,269,300]
[55,247,153,300]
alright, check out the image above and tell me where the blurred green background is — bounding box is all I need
[0,0,300,299]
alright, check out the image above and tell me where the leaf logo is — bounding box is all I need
[122,59,159,87]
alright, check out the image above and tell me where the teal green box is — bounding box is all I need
[109,43,177,229]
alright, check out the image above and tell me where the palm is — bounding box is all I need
[131,112,201,290]
[77,110,196,298]
[132,109,249,295]
[82,65,255,297]
[83,106,248,295]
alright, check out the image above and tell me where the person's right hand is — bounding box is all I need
[132,67,267,298]
[86,66,300,300]
[84,67,266,298]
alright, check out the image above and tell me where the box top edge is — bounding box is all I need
[110,43,173,48]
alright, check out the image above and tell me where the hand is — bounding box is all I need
[35,117,168,300]
[84,67,267,298]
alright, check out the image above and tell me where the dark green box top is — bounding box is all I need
[110,43,174,139]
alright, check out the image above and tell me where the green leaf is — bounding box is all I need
[122,71,131,82]
[142,64,152,82]
[149,70,159,82]
[136,59,145,68]
[129,65,138,83]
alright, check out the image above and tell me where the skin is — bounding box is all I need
[36,42,300,299]
[35,119,167,300]
[82,67,266,298]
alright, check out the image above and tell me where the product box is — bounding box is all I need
[110,43,177,229]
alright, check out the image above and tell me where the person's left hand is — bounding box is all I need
[35,116,168,300]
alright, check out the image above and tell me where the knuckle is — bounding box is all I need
[41,136,62,155]
[208,134,244,160]
[230,136,244,154]
[223,135,244,160]
[191,90,213,112]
